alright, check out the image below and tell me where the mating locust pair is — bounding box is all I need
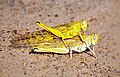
[11,19,98,59]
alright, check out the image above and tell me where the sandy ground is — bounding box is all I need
[0,0,120,77]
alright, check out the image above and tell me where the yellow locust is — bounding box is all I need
[11,30,98,58]
[11,19,88,47]
[36,19,88,48]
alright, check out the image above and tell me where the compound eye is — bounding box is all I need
[81,19,85,26]
[93,35,96,40]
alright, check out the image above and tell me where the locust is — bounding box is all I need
[11,20,88,47]
[36,19,88,48]
[11,31,98,58]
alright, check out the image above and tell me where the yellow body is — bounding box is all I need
[11,28,98,55]
[36,19,88,47]
[11,20,88,47]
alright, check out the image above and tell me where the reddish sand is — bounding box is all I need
[0,0,120,77]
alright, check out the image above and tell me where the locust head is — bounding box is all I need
[91,34,98,45]
[80,19,88,31]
